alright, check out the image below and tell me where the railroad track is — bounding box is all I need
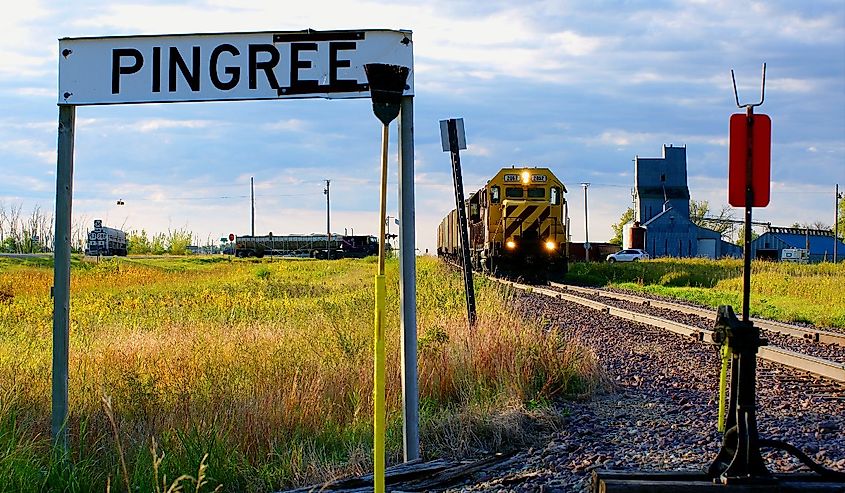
[548,281,845,347]
[490,277,845,384]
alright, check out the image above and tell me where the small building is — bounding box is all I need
[633,144,741,259]
[751,227,845,263]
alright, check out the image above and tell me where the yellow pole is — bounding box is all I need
[373,123,390,493]
[717,343,729,432]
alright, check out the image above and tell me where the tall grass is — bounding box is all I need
[0,256,598,491]
[567,258,845,327]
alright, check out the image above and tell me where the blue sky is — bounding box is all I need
[1,0,843,253]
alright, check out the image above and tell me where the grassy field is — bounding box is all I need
[0,255,599,492]
[566,258,845,328]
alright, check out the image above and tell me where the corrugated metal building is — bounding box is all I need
[751,227,845,263]
[634,144,741,259]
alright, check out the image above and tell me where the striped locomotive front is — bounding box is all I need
[438,165,569,275]
[502,202,553,240]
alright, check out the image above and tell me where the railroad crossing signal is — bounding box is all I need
[228,233,235,241]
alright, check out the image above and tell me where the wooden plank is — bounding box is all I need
[598,478,845,492]
[594,470,845,493]
[283,454,516,492]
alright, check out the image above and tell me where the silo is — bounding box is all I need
[623,221,647,250]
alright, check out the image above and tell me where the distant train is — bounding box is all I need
[437,166,569,274]
[85,219,127,256]
[234,233,379,259]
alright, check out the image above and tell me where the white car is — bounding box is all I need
[607,249,650,262]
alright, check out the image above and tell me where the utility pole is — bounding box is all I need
[250,176,255,237]
[324,179,331,260]
[581,182,590,261]
[835,184,841,263]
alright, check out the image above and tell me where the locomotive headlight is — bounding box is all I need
[521,171,530,184]
[545,241,556,251]
[506,240,517,249]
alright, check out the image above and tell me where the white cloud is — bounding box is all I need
[465,143,492,157]
[0,138,55,164]
[12,87,54,98]
[0,2,54,79]
[767,77,816,93]
[263,119,309,132]
[591,130,654,147]
[548,30,607,57]
[136,119,216,133]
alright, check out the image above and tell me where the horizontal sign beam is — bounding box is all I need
[58,29,413,106]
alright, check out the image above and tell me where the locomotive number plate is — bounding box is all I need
[532,175,547,182]
[504,174,520,182]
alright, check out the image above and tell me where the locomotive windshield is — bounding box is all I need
[505,187,523,198]
[527,188,545,198]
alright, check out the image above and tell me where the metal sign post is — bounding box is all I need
[440,118,476,328]
[52,30,419,465]
[581,182,590,261]
[324,180,331,260]
[398,96,419,462]
[835,184,841,264]
[52,105,75,449]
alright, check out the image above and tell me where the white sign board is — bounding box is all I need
[58,29,413,105]
[439,118,467,152]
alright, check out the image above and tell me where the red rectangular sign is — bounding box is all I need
[729,113,771,207]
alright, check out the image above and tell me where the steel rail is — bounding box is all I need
[494,278,845,383]
[548,282,845,347]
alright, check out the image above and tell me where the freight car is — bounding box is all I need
[235,233,379,259]
[437,166,569,274]
[235,233,336,258]
[310,235,380,259]
[85,219,128,256]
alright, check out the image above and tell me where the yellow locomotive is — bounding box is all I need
[437,166,569,274]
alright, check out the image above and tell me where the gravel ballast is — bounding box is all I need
[451,290,845,492]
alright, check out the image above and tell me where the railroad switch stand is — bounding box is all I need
[592,304,845,491]
[593,64,844,491]
[708,305,772,484]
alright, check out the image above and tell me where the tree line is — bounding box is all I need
[0,202,59,253]
[0,201,199,255]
